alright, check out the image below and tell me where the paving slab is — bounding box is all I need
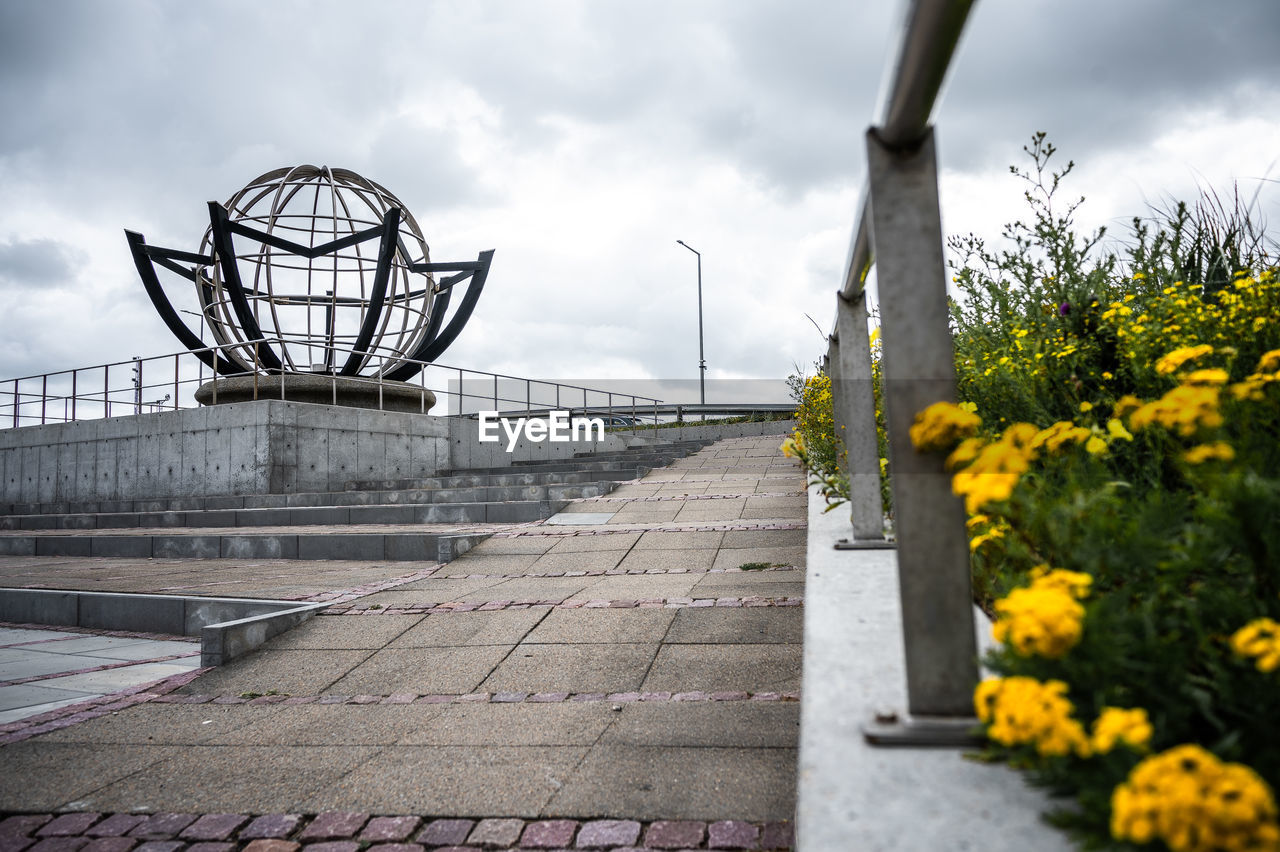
[0,742,186,810]
[431,554,542,577]
[328,645,513,695]
[206,705,448,746]
[455,577,597,604]
[522,609,676,644]
[722,528,808,549]
[710,546,807,572]
[298,746,589,816]
[175,650,374,696]
[527,551,627,573]
[33,704,283,745]
[689,576,805,599]
[480,643,659,694]
[599,701,801,747]
[460,536,557,555]
[397,702,615,746]
[388,610,548,648]
[577,574,702,600]
[642,645,802,693]
[544,745,796,821]
[664,608,804,644]
[614,548,715,572]
[76,746,382,813]
[545,532,641,553]
[259,615,424,650]
[632,530,724,551]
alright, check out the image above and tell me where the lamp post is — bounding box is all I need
[675,240,706,406]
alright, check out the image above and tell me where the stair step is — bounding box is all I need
[0,498,570,531]
[2,482,617,517]
[0,530,492,562]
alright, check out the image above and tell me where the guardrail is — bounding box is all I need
[465,402,794,422]
[0,339,663,433]
[823,0,980,745]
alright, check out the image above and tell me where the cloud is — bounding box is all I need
[0,238,83,290]
[1,0,1278,395]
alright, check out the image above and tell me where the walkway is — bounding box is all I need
[0,435,804,850]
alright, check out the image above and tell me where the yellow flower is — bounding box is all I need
[1231,618,1280,673]
[1106,418,1133,442]
[1130,386,1223,437]
[969,529,1004,552]
[909,401,981,453]
[974,677,1091,758]
[1029,567,1092,599]
[1091,707,1152,754]
[1030,421,1091,453]
[1111,744,1279,852]
[1155,344,1214,375]
[1085,436,1108,455]
[1114,395,1143,418]
[1183,442,1235,465]
[993,586,1085,659]
[1182,368,1229,387]
[1079,401,1094,412]
[1258,349,1280,373]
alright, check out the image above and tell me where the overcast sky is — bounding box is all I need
[2,0,1278,408]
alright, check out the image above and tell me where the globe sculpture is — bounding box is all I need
[125,165,492,410]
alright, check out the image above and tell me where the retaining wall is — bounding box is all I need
[0,400,450,504]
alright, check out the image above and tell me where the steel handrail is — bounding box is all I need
[838,0,976,303]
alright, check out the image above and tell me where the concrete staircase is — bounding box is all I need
[0,440,712,563]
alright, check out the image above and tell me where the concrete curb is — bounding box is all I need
[0,588,326,667]
[794,486,1072,850]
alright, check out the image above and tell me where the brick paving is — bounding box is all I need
[0,813,793,850]
[0,437,803,850]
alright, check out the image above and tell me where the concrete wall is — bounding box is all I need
[0,400,450,503]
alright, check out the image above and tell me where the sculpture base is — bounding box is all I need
[195,374,436,414]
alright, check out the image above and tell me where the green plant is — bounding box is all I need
[926,133,1280,850]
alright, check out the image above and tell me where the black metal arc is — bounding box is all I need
[207,202,284,373]
[125,230,244,376]
[340,207,400,376]
[223,217,387,260]
[383,249,493,382]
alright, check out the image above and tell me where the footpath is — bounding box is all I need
[0,435,804,851]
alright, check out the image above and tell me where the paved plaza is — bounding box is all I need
[0,436,804,850]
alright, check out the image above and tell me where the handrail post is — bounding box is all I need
[833,291,888,543]
[861,126,978,745]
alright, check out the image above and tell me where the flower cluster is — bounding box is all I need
[909,401,981,453]
[991,568,1092,659]
[1111,744,1280,852]
[1231,618,1280,673]
[1129,384,1224,437]
[1090,706,1153,755]
[974,677,1091,758]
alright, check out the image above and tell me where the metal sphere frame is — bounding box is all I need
[126,165,492,382]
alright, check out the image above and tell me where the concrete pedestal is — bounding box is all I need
[194,374,435,414]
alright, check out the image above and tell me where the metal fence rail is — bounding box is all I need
[0,339,663,433]
[824,0,980,746]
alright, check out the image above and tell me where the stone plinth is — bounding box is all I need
[195,374,435,414]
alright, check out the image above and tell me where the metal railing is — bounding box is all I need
[824,0,980,746]
[0,339,663,433]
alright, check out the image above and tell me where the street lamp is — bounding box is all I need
[675,239,706,406]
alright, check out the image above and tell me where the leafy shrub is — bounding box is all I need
[924,135,1280,850]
